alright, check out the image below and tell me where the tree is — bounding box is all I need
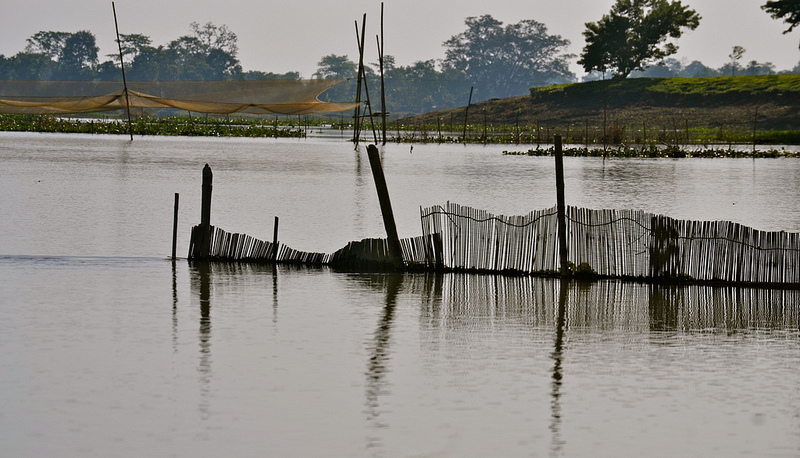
[442,15,574,100]
[762,0,800,49]
[313,55,359,102]
[728,46,745,76]
[579,0,701,78]
[107,33,153,65]
[25,31,70,60]
[190,22,238,58]
[57,31,98,79]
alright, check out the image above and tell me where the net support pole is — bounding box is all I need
[554,135,569,277]
[379,2,387,145]
[366,144,403,271]
[112,2,134,141]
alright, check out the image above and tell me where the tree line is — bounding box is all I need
[1,0,799,115]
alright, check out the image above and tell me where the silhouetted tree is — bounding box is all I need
[579,0,701,78]
[57,31,98,80]
[442,15,574,101]
[728,46,745,76]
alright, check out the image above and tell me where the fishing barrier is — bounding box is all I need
[417,202,800,286]
[189,200,800,286]
[188,224,426,271]
[189,225,331,265]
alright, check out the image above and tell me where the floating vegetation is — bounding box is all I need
[0,114,308,138]
[502,145,800,158]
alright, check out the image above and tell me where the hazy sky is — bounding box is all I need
[2,0,799,78]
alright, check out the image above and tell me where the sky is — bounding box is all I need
[2,0,799,78]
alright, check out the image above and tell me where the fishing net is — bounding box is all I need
[0,79,359,115]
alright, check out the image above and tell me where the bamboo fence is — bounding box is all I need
[189,202,800,286]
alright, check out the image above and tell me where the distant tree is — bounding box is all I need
[442,14,574,101]
[205,48,241,80]
[632,57,683,77]
[25,31,70,60]
[242,70,300,80]
[313,54,359,102]
[190,22,238,58]
[107,33,153,65]
[762,0,800,49]
[0,55,10,79]
[728,46,745,76]
[95,60,121,81]
[579,0,701,78]
[57,31,98,80]
[681,60,718,77]
[5,52,56,79]
[743,60,775,75]
[313,54,357,79]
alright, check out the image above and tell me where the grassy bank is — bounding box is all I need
[402,75,800,145]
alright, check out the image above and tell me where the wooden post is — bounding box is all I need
[199,164,213,259]
[752,106,759,153]
[554,135,569,277]
[462,86,473,143]
[271,216,279,262]
[366,144,403,270]
[172,193,179,260]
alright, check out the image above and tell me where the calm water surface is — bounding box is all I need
[1,132,799,456]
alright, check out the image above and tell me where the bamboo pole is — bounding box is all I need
[112,2,134,141]
[352,15,366,146]
[379,2,387,145]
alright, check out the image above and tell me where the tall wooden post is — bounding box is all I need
[172,193,179,260]
[554,135,569,277]
[366,145,404,270]
[199,164,213,259]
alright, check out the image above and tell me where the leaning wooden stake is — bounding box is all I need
[554,135,569,277]
[366,144,404,270]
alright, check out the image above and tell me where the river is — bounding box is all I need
[1,132,799,456]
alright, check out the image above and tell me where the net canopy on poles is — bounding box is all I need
[0,79,359,115]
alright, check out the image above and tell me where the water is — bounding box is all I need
[1,132,799,456]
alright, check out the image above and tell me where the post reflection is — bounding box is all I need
[550,279,569,457]
[189,261,213,420]
[363,273,404,447]
[172,260,178,354]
